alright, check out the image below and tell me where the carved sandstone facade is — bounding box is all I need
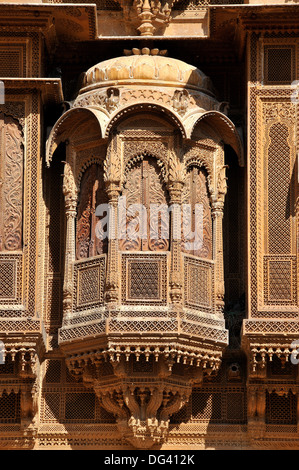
[0,0,297,450]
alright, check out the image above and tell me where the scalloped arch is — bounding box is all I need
[104,102,187,139]
[46,107,108,167]
[190,111,244,167]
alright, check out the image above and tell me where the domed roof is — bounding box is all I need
[81,50,214,95]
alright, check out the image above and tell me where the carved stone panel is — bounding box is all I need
[0,253,22,305]
[119,156,169,252]
[181,166,212,259]
[184,255,214,313]
[0,114,23,252]
[76,163,108,260]
[121,252,168,305]
[73,255,106,312]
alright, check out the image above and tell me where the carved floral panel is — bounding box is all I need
[181,166,212,258]
[76,163,108,260]
[0,114,23,252]
[119,156,169,252]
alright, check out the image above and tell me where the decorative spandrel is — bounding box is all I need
[0,114,23,252]
[76,163,108,260]
[181,166,212,258]
[119,156,169,252]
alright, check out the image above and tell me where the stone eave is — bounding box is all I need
[210,4,299,33]
[0,320,47,358]
[0,3,97,42]
[2,78,64,105]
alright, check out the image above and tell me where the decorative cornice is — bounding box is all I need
[2,79,63,106]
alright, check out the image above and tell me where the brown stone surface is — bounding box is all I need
[0,0,297,451]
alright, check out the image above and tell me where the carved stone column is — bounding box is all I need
[168,155,185,307]
[62,144,78,322]
[105,183,121,304]
[211,200,225,315]
[256,388,266,425]
[104,132,121,305]
[247,385,258,424]
[211,164,227,316]
[247,385,266,440]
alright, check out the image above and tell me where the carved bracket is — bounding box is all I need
[64,346,222,448]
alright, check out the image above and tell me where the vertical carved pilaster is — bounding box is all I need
[212,164,227,316]
[62,143,78,321]
[256,388,266,424]
[247,385,266,440]
[296,390,299,429]
[105,184,121,304]
[212,201,225,315]
[247,385,258,423]
[104,132,121,305]
[168,152,184,306]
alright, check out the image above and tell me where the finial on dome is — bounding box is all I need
[123,48,168,56]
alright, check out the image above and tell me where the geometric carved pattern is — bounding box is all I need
[264,255,297,305]
[0,253,22,304]
[42,390,114,423]
[267,123,291,255]
[42,359,115,424]
[172,387,246,425]
[264,46,295,85]
[0,392,20,423]
[122,252,168,305]
[184,255,214,312]
[46,277,62,326]
[42,390,114,424]
[0,262,14,298]
[129,262,159,299]
[0,47,24,78]
[266,391,296,425]
[65,393,96,421]
[191,391,222,422]
[45,360,62,384]
[74,255,106,311]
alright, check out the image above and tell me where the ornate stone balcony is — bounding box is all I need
[58,251,228,447]
[46,51,243,448]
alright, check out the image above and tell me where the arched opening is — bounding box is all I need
[181,165,212,259]
[76,163,108,260]
[119,155,170,252]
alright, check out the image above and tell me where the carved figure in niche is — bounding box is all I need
[76,163,108,259]
[105,88,120,113]
[0,114,23,252]
[172,89,189,116]
[181,165,212,258]
[119,156,169,251]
